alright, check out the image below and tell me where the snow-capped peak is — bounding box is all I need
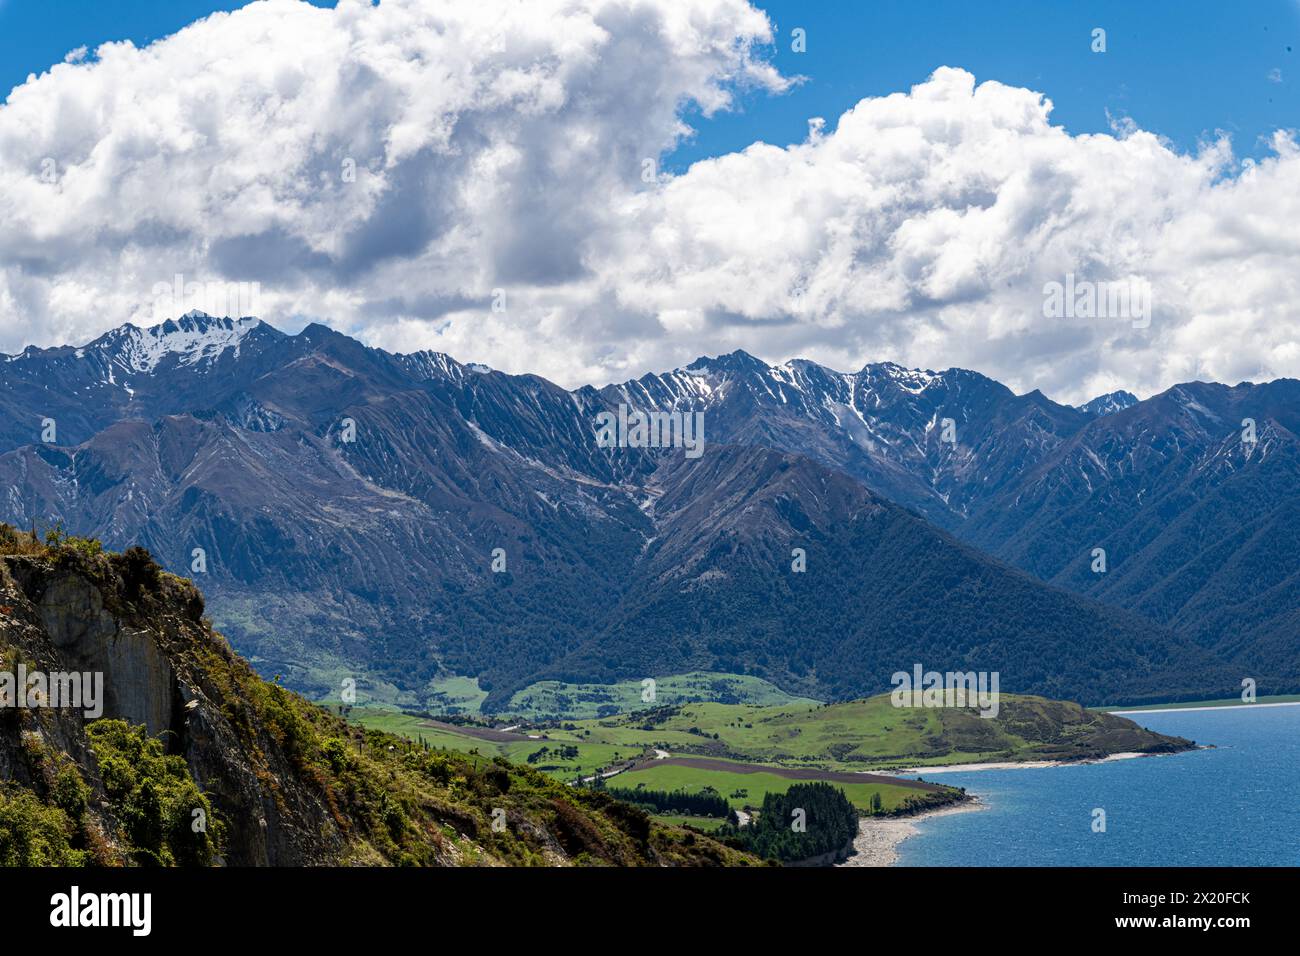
[103,313,261,373]
[862,361,943,394]
[1077,390,1140,418]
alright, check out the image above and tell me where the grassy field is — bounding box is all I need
[352,689,1190,775]
[321,671,818,720]
[350,708,964,813]
[606,761,937,814]
[425,676,489,714]
[503,672,820,720]
[546,698,948,768]
[349,710,632,780]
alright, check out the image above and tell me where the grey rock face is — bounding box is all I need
[36,572,174,735]
[0,552,346,864]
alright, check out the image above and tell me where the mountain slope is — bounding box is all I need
[961,380,1300,685]
[597,354,1300,691]
[0,312,290,452]
[543,445,1230,706]
[600,352,1093,529]
[1077,390,1139,418]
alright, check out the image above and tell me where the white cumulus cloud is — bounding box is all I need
[1,0,1299,405]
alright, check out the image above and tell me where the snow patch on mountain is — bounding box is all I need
[398,350,469,382]
[100,313,262,374]
[878,363,941,394]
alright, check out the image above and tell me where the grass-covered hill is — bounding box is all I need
[349,688,1194,834]
[0,527,754,867]
[506,693,1196,774]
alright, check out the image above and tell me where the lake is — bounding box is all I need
[897,703,1300,866]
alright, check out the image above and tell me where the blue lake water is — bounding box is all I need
[897,704,1300,866]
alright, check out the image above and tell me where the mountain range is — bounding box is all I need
[0,311,1290,709]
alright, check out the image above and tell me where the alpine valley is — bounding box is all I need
[0,312,1290,713]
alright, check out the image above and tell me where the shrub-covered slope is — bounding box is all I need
[0,527,752,867]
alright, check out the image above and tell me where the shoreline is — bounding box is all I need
[881,750,1165,775]
[1109,699,1300,716]
[837,799,986,867]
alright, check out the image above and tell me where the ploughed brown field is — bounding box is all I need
[420,720,535,742]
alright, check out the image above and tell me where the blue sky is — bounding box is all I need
[0,2,334,91]
[3,0,1297,170]
[671,0,1300,169]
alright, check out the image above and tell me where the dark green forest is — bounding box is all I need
[721,782,858,863]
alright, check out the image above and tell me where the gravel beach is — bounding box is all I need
[837,799,986,867]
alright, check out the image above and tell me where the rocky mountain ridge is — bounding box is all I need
[0,314,1288,708]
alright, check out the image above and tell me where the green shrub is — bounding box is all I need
[85,720,225,866]
[0,789,85,865]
